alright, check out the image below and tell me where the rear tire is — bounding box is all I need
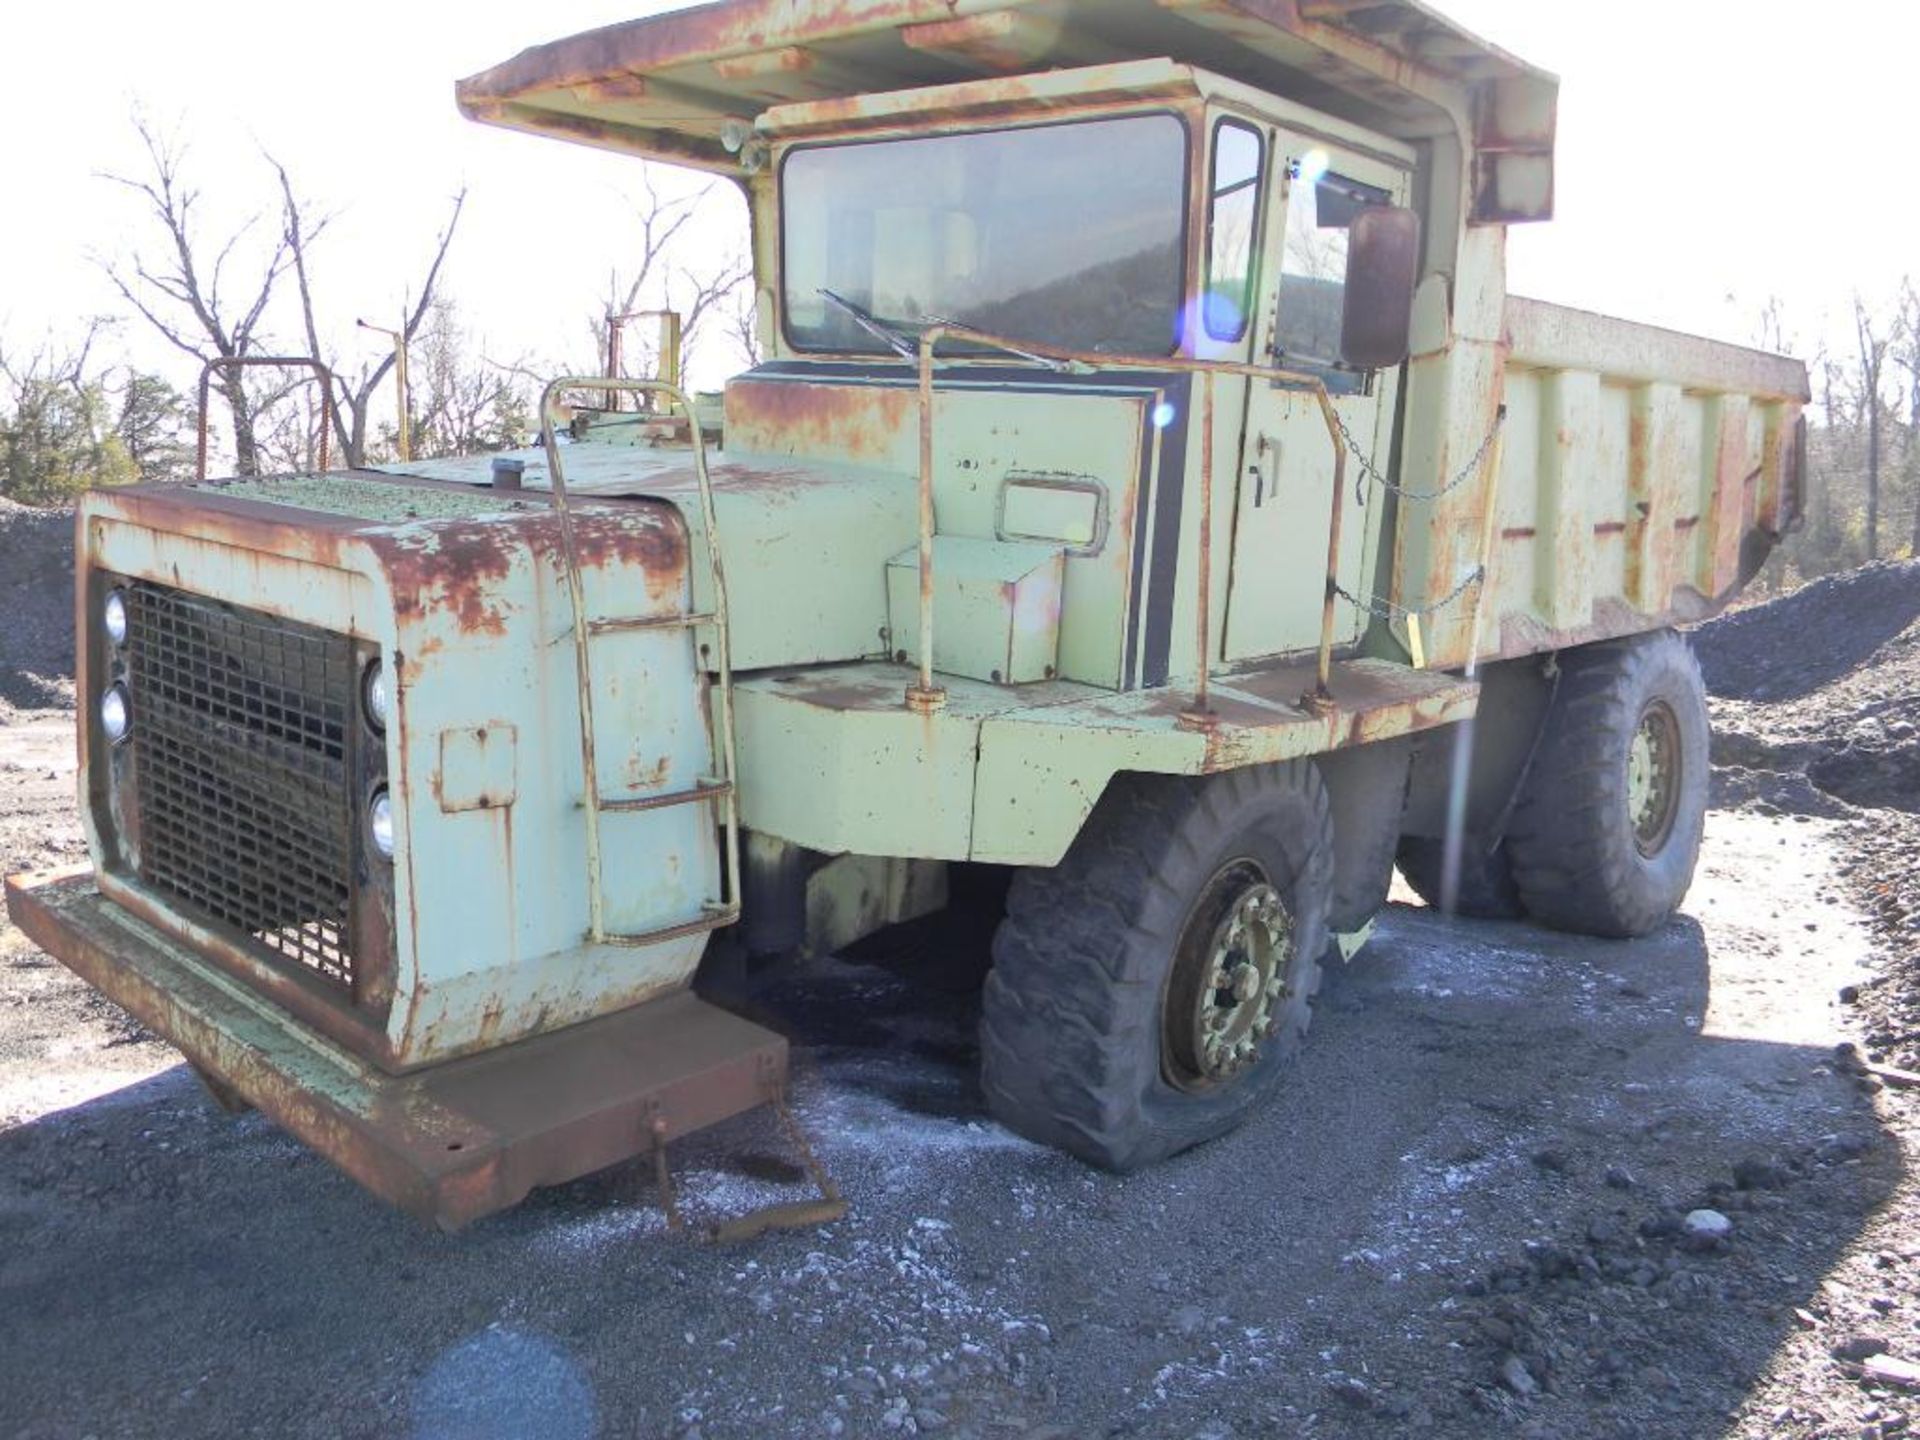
[1505,630,1709,938]
[1395,833,1524,919]
[980,763,1334,1171]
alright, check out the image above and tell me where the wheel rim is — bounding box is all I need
[1162,860,1294,1092]
[1627,699,1682,857]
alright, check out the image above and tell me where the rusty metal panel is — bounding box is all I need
[885,537,1065,684]
[1696,394,1752,596]
[971,658,1480,865]
[728,658,1473,865]
[388,440,922,674]
[1533,369,1599,630]
[455,0,1552,177]
[731,666,996,859]
[4,866,783,1230]
[759,59,1201,136]
[73,477,719,1073]
[1624,381,1684,614]
[1395,283,1808,673]
[435,725,519,812]
[1506,298,1810,402]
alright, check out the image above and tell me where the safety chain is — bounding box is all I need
[1334,565,1485,624]
[1338,404,1507,506]
[770,1080,844,1208]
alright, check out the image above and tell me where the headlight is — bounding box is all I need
[103,590,128,646]
[362,660,390,732]
[100,684,131,744]
[368,788,395,859]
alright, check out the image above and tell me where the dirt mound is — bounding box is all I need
[1697,560,1920,703]
[1698,563,1920,815]
[1696,563,1920,1073]
[0,500,76,714]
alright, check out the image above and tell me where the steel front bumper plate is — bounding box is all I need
[4,866,786,1229]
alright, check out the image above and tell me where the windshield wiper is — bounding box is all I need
[918,315,1073,373]
[818,289,918,361]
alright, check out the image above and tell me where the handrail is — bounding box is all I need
[537,376,741,945]
[194,356,340,481]
[910,325,1349,721]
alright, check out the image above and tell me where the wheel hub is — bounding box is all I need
[1164,868,1294,1090]
[1628,700,1682,857]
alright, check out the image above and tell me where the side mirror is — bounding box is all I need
[1340,206,1422,372]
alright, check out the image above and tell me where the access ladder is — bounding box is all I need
[537,376,742,948]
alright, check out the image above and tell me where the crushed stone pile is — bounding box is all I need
[0,498,76,716]
[1695,560,1920,1071]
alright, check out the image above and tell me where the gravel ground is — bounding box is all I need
[2,506,1918,1439]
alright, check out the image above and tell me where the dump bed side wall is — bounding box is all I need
[1399,296,1808,670]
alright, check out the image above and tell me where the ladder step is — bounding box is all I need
[596,902,740,949]
[588,612,719,635]
[595,779,733,814]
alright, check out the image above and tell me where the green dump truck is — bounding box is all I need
[5,0,1810,1230]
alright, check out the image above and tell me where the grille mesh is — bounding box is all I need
[125,584,358,991]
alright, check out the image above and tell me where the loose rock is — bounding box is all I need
[1681,1209,1733,1248]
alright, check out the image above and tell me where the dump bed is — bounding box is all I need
[1390,299,1810,672]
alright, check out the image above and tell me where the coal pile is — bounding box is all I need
[1698,561,1920,816]
[1695,560,1920,1071]
[0,498,76,715]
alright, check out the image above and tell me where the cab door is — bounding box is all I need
[1220,130,1410,662]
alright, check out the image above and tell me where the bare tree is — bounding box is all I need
[1854,296,1891,561]
[278,163,466,466]
[1894,280,1920,555]
[253,384,331,475]
[404,299,531,459]
[724,286,764,368]
[99,116,309,476]
[594,171,752,384]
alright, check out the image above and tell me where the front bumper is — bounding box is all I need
[5,865,785,1229]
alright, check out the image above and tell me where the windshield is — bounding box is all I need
[782,114,1189,357]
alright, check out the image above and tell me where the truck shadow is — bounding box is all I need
[0,897,1899,1440]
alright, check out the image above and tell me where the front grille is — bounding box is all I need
[125,583,359,991]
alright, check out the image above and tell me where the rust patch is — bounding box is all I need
[378,521,518,637]
[762,669,910,712]
[369,501,690,637]
[714,44,817,80]
[727,379,914,468]
[461,3,839,98]
[7,867,790,1230]
[625,753,673,791]
[572,73,650,103]
[565,505,689,574]
[900,12,1055,71]
[89,866,405,1070]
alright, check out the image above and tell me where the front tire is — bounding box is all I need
[1505,630,1709,938]
[980,763,1334,1171]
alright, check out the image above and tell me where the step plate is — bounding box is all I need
[4,865,785,1230]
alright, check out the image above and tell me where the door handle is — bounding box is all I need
[1249,433,1278,507]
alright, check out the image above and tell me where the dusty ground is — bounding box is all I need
[1,506,1917,1440]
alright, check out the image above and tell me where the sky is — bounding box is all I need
[1,0,1916,404]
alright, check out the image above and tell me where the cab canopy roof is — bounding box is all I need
[458,0,1557,220]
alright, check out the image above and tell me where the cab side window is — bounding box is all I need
[1204,120,1265,343]
[1275,156,1391,385]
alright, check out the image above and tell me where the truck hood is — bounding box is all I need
[381,444,919,672]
